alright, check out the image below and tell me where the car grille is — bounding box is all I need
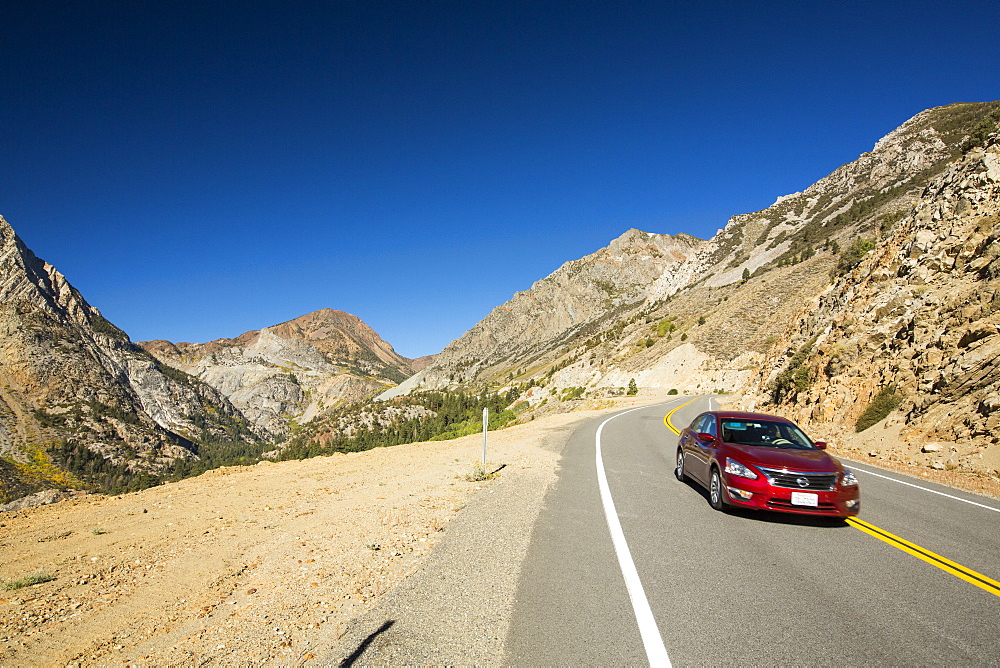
[766,498,840,513]
[759,468,838,491]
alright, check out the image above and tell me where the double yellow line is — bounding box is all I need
[660,399,1000,598]
[663,397,699,435]
[847,516,1000,597]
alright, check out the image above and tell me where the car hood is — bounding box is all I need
[725,444,841,473]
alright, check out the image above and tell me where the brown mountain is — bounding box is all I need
[6,100,999,500]
[747,119,1000,475]
[140,308,419,437]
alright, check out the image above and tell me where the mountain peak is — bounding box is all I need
[139,307,418,436]
[0,215,111,334]
[279,308,363,334]
[399,226,702,390]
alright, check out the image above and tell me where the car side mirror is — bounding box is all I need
[813,441,827,450]
[697,432,716,444]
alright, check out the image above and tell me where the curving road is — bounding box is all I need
[505,396,1000,665]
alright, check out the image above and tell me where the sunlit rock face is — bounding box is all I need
[140,308,420,436]
[400,228,705,392]
[0,215,261,502]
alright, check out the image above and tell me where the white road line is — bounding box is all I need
[849,464,1000,513]
[596,404,672,667]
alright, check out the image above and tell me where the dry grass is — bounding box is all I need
[2,570,56,590]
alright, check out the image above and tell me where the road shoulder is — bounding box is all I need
[320,412,586,665]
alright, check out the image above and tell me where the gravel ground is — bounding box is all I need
[0,401,635,666]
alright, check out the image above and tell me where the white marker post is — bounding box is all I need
[482,407,488,468]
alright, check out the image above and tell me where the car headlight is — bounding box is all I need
[841,469,859,487]
[724,458,758,480]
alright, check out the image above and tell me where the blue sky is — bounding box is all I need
[3,1,999,358]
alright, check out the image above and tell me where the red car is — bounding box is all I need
[675,411,860,517]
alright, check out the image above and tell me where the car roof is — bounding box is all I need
[707,411,795,424]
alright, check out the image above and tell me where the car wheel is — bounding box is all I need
[675,449,687,481]
[709,468,727,511]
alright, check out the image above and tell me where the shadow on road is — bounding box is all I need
[339,619,395,667]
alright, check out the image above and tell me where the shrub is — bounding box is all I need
[855,386,904,432]
[88,314,127,339]
[959,109,1000,152]
[769,337,817,403]
[464,463,499,481]
[792,365,812,393]
[627,379,638,396]
[656,319,677,336]
[155,360,195,386]
[667,388,679,395]
[832,238,875,277]
[878,210,906,235]
[3,571,55,590]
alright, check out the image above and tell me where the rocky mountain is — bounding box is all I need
[140,308,420,437]
[6,100,999,499]
[0,216,263,503]
[746,125,1000,476]
[387,101,1000,478]
[383,229,704,397]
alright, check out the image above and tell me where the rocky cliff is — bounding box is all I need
[140,309,419,436]
[0,216,263,502]
[746,125,1000,476]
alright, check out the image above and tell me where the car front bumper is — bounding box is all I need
[723,473,860,517]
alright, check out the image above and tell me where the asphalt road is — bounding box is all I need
[505,396,1000,665]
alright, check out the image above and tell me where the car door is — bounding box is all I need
[685,414,713,484]
[699,414,721,480]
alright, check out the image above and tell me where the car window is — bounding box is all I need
[720,419,814,449]
[703,415,718,437]
[689,414,707,432]
[778,423,815,449]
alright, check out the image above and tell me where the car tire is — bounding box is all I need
[675,449,687,481]
[709,467,727,511]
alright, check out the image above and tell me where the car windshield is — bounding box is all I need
[719,419,815,449]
